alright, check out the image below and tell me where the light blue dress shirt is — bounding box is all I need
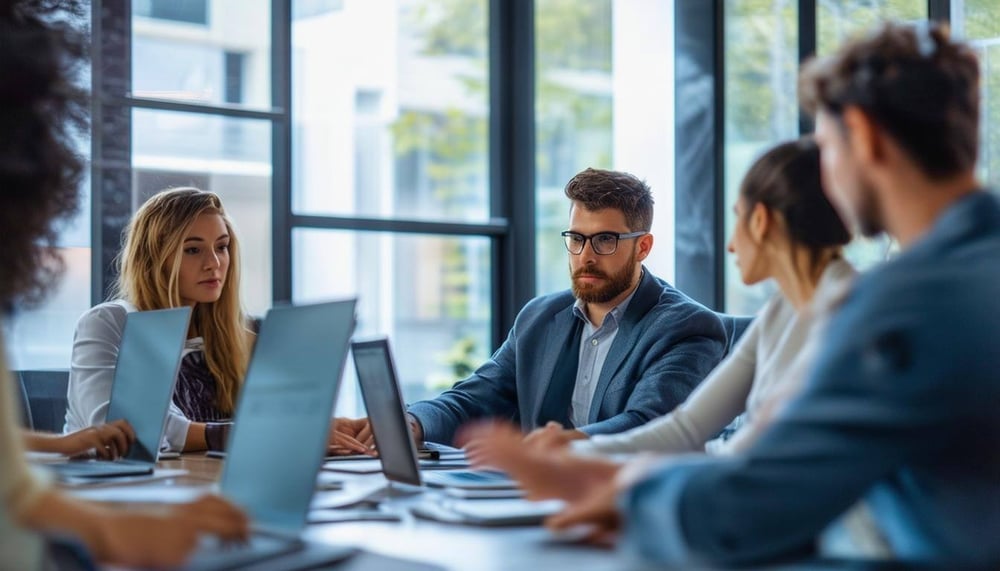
[569,285,638,428]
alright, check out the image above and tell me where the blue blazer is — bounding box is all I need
[621,192,1000,567]
[408,268,728,445]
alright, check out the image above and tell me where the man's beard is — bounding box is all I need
[856,179,885,238]
[571,248,638,304]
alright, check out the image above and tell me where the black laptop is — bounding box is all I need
[350,338,516,491]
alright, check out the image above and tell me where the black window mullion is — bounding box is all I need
[489,0,535,347]
[92,0,133,305]
[799,0,817,134]
[272,0,293,304]
[674,0,725,311]
[928,0,951,23]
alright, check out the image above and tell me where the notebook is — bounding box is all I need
[47,307,192,479]
[182,299,358,571]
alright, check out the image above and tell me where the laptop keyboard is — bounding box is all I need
[183,533,302,571]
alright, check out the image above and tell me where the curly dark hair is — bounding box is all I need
[0,0,89,310]
[800,21,980,180]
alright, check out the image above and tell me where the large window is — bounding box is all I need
[955,1,1000,189]
[723,0,799,315]
[724,0,927,315]
[291,0,492,413]
[129,1,275,318]
[6,7,92,368]
[534,0,675,295]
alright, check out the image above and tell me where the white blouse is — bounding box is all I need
[573,258,857,456]
[63,300,199,452]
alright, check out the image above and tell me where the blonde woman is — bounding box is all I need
[64,188,254,452]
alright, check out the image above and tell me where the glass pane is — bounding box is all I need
[817,1,926,276]
[132,109,272,317]
[132,0,271,109]
[7,2,92,369]
[535,0,675,296]
[293,229,492,416]
[956,2,1000,189]
[723,0,799,315]
[291,0,490,222]
[818,0,926,55]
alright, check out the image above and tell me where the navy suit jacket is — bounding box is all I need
[622,192,1000,567]
[408,268,727,445]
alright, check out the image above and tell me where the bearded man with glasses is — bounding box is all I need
[334,168,727,449]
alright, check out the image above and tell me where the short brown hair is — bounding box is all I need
[800,21,980,179]
[564,168,654,232]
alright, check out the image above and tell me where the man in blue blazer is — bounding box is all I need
[454,22,1000,568]
[336,168,727,447]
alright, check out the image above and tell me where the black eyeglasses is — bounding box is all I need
[561,230,646,255]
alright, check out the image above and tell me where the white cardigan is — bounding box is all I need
[573,258,857,456]
[63,300,201,452]
[0,326,48,570]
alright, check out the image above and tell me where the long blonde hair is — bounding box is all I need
[111,187,251,415]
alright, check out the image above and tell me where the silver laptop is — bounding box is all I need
[183,299,358,571]
[48,307,192,479]
[350,338,516,491]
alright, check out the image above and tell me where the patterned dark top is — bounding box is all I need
[172,339,229,423]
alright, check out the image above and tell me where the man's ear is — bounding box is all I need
[842,106,882,167]
[749,202,771,243]
[635,232,653,262]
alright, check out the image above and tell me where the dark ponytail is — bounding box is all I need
[739,137,850,251]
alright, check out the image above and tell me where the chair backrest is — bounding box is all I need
[716,313,754,357]
[15,369,70,433]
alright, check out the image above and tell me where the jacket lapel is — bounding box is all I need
[528,304,579,426]
[586,268,660,422]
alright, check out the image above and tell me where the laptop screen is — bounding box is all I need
[351,338,422,487]
[220,299,356,535]
[106,307,192,463]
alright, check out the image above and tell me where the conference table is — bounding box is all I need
[61,453,644,571]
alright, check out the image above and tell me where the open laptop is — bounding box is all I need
[350,338,516,491]
[47,307,192,479]
[183,299,358,571]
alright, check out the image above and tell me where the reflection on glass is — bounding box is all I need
[723,0,798,315]
[535,0,674,296]
[8,156,92,368]
[132,0,271,109]
[292,229,491,415]
[817,0,925,55]
[7,248,92,369]
[818,0,926,275]
[132,109,273,316]
[291,0,489,222]
[957,2,1000,189]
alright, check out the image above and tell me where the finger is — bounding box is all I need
[93,439,112,459]
[584,526,619,548]
[184,497,250,539]
[356,423,372,445]
[546,494,618,531]
[106,426,130,457]
[333,432,369,454]
[545,421,563,430]
[113,419,137,444]
[106,438,120,460]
